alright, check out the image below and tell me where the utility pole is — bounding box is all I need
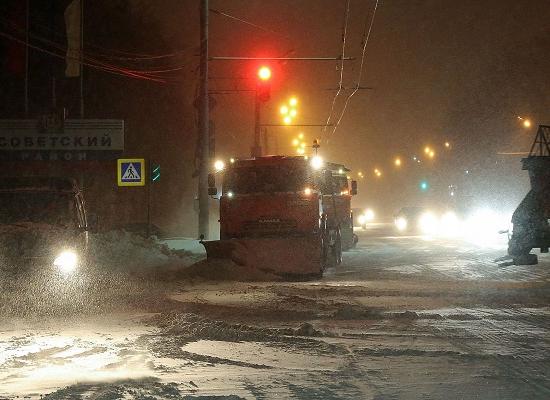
[252,91,262,157]
[79,0,84,118]
[198,0,210,238]
[24,0,29,117]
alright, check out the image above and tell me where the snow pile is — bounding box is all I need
[173,258,282,282]
[90,230,201,272]
[152,312,324,343]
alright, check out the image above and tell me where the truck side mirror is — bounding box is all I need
[208,173,217,196]
[351,180,358,195]
[87,213,99,232]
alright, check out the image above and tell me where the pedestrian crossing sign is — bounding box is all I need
[117,158,145,186]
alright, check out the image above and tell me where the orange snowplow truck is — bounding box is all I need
[202,156,348,279]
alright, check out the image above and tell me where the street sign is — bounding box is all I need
[117,158,145,186]
[0,119,124,161]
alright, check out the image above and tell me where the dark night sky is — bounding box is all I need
[1,0,549,233]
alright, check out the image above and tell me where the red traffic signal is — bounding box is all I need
[257,66,271,81]
[256,66,272,102]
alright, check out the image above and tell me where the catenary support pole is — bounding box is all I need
[198,0,210,238]
[252,90,262,157]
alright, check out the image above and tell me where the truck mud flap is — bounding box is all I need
[202,236,323,278]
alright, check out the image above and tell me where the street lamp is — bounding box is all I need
[394,157,402,167]
[517,116,531,128]
[280,96,299,125]
[214,159,225,172]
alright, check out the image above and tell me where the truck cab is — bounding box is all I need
[0,177,89,273]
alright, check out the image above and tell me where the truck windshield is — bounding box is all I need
[224,164,309,194]
[0,192,77,227]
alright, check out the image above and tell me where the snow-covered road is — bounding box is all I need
[1,225,549,399]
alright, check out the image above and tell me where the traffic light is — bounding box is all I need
[420,180,429,191]
[257,66,271,103]
[258,66,271,81]
[151,163,160,183]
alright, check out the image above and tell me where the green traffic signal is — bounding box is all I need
[151,164,160,182]
[420,180,429,191]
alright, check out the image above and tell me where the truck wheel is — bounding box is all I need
[513,253,538,265]
[334,230,342,265]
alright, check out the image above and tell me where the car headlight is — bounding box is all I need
[418,212,438,235]
[53,250,78,273]
[395,217,407,231]
[364,209,375,222]
[358,214,367,225]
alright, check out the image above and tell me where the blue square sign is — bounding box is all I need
[117,159,145,186]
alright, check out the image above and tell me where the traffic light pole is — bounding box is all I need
[198,0,210,238]
[252,90,262,157]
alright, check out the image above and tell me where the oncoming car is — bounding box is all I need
[394,206,463,236]
[356,208,375,229]
[0,177,90,275]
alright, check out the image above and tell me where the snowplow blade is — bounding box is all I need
[201,236,322,278]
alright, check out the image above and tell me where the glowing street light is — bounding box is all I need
[297,147,305,155]
[300,142,306,148]
[214,159,225,172]
[292,138,299,146]
[517,116,531,128]
[358,171,364,178]
[298,132,304,139]
[444,141,451,148]
[394,157,402,167]
[280,96,299,126]
[429,150,435,159]
[311,155,323,170]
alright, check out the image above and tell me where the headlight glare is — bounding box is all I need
[395,217,408,231]
[53,250,78,273]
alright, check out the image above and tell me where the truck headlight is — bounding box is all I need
[53,250,78,273]
[395,217,408,231]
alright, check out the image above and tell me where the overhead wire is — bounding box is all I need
[323,0,351,135]
[7,12,193,61]
[330,0,380,136]
[0,16,199,84]
[0,17,188,77]
[209,8,289,39]
[0,29,167,83]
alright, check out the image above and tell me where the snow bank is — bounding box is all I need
[90,230,202,272]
